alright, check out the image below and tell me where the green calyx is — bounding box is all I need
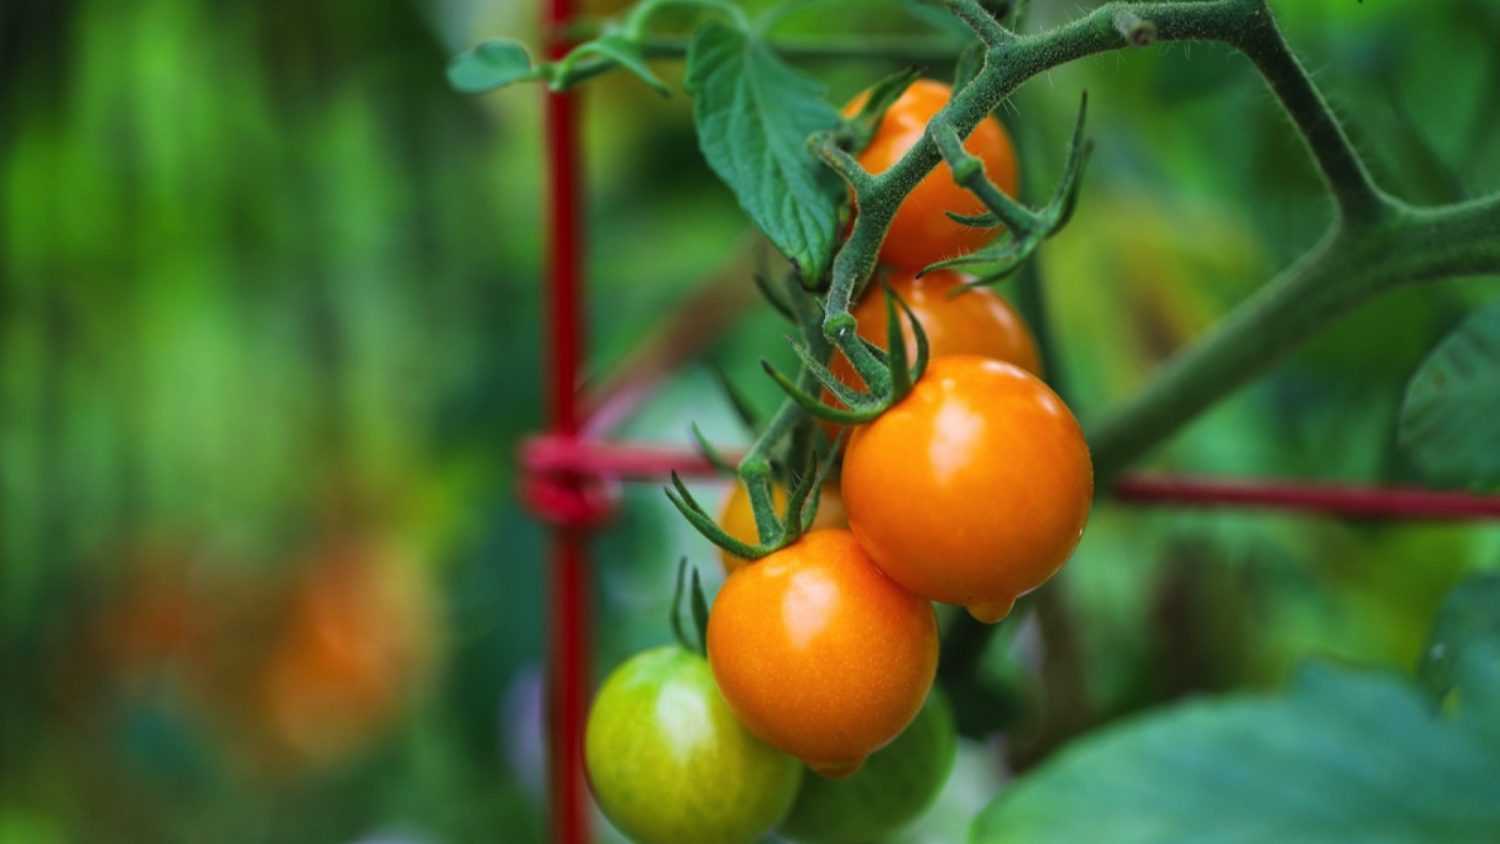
[667,558,711,655]
[926,91,1093,290]
[762,282,930,424]
[664,419,842,563]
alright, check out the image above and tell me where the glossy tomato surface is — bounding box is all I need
[717,481,848,572]
[586,646,802,844]
[845,79,1019,271]
[707,529,938,778]
[842,356,1092,622]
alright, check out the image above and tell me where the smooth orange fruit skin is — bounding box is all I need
[842,356,1092,623]
[827,266,1040,402]
[707,529,938,778]
[844,79,1019,271]
[717,481,848,573]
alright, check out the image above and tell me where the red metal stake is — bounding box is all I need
[542,0,588,837]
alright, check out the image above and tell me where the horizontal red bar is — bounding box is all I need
[1112,474,1500,520]
[522,434,734,480]
[521,436,1500,520]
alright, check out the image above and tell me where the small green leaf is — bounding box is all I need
[569,35,670,96]
[1420,573,1500,702]
[686,23,843,281]
[1399,301,1500,488]
[447,39,539,94]
[971,664,1500,844]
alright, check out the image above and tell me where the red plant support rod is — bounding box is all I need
[1113,474,1500,520]
[542,0,588,837]
[526,434,731,480]
[522,437,1500,521]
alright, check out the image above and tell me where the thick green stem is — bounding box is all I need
[1230,1,1388,223]
[563,24,967,64]
[941,0,1014,46]
[819,0,1256,339]
[738,395,805,544]
[1088,229,1347,483]
[1089,193,1500,484]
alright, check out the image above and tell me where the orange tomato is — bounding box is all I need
[717,481,847,572]
[841,356,1092,623]
[258,539,437,768]
[826,267,1040,410]
[707,529,938,778]
[844,79,1019,271]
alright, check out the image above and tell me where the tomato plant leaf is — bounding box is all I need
[568,35,670,97]
[447,39,540,94]
[971,663,1500,844]
[1399,300,1500,489]
[1419,573,1500,703]
[685,22,843,281]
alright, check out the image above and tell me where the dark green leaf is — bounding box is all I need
[972,664,1500,844]
[685,23,843,281]
[447,39,539,94]
[1399,301,1500,488]
[1420,573,1500,702]
[1455,641,1500,749]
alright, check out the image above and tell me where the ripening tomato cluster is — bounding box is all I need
[585,79,1093,844]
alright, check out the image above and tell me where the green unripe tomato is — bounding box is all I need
[779,689,957,843]
[586,645,802,844]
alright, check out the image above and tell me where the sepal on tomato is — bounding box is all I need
[924,91,1093,290]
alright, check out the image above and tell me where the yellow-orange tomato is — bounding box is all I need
[707,529,938,778]
[258,540,437,768]
[827,267,1040,407]
[842,356,1092,623]
[844,79,1019,271]
[717,481,847,572]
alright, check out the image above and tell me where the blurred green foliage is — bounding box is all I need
[2,0,1499,841]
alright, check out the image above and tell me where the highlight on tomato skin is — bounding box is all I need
[584,645,803,844]
[841,355,1093,623]
[706,529,939,779]
[843,78,1020,271]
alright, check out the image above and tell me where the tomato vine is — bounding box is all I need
[455,0,1500,806]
